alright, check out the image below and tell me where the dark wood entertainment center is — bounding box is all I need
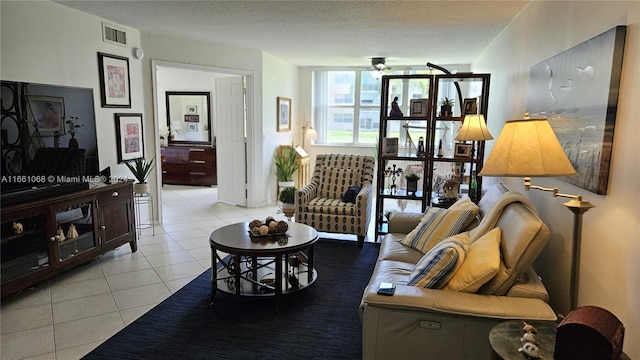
[1,181,137,296]
[161,145,217,186]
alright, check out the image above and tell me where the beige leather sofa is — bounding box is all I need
[359,184,557,359]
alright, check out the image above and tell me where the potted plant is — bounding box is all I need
[405,172,421,195]
[439,97,455,117]
[279,186,296,220]
[125,157,156,194]
[274,146,299,192]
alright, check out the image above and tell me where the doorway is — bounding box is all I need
[151,60,251,223]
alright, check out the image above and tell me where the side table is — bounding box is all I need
[489,320,630,360]
[133,192,155,237]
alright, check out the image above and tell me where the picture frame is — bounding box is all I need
[184,114,200,123]
[463,98,478,115]
[454,143,472,158]
[187,123,198,132]
[115,113,144,162]
[186,105,197,114]
[410,99,429,117]
[277,96,291,132]
[382,137,399,156]
[98,52,131,108]
[26,95,65,136]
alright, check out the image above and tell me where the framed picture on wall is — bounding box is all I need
[26,95,65,136]
[187,123,198,132]
[277,96,291,132]
[115,113,144,162]
[463,98,478,115]
[186,105,197,114]
[98,52,131,108]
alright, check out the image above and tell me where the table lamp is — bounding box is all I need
[479,116,595,309]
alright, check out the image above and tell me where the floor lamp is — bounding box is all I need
[479,116,595,310]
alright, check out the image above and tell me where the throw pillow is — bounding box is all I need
[443,227,501,293]
[407,234,469,289]
[400,207,473,254]
[341,185,360,203]
[448,197,480,230]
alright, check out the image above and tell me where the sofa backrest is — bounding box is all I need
[312,154,375,199]
[473,194,550,296]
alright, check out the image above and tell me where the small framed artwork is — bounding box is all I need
[187,123,198,132]
[115,113,144,162]
[410,99,428,117]
[98,52,131,108]
[27,95,65,136]
[382,137,399,156]
[184,114,200,122]
[186,105,197,114]
[277,96,291,132]
[463,98,478,115]
[454,143,473,158]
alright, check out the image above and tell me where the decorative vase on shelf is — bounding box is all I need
[68,134,79,149]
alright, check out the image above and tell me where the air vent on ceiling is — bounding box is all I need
[102,22,127,46]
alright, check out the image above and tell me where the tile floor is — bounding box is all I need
[1,185,379,360]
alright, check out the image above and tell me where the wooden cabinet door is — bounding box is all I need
[97,185,136,252]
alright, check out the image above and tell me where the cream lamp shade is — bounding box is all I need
[455,114,493,141]
[479,118,576,177]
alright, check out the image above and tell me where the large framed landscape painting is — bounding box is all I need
[527,26,626,195]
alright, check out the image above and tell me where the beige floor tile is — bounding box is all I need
[173,237,210,250]
[53,312,123,351]
[145,250,197,268]
[119,304,156,326]
[111,283,171,310]
[0,304,52,335]
[52,293,118,324]
[164,276,199,294]
[21,352,55,360]
[99,255,153,276]
[49,260,102,285]
[105,268,163,291]
[167,228,209,242]
[187,246,211,260]
[138,240,184,257]
[55,341,102,360]
[0,284,50,312]
[154,260,206,283]
[0,325,55,360]
[50,278,110,304]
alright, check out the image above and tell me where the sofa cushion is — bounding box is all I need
[307,197,357,216]
[448,197,480,229]
[443,227,501,293]
[378,234,425,264]
[407,234,469,289]
[319,167,360,199]
[401,207,473,254]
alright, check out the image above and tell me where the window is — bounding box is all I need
[312,69,436,146]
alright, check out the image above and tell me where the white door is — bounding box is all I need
[215,76,246,206]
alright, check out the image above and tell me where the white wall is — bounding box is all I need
[1,1,145,180]
[474,2,639,357]
[262,53,299,201]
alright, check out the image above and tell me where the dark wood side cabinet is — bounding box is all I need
[1,181,137,296]
[161,146,217,186]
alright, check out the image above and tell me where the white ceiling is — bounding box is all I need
[54,0,529,68]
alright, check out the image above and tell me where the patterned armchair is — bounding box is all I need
[295,154,375,247]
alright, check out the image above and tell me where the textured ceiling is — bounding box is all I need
[54,0,529,68]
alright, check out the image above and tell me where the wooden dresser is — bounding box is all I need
[161,145,217,186]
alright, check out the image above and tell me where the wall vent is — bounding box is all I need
[102,22,127,46]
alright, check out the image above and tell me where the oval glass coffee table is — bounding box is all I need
[209,222,318,309]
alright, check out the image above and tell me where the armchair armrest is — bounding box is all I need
[360,283,557,320]
[295,182,319,208]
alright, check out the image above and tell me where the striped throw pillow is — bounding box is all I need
[407,234,469,289]
[400,207,473,254]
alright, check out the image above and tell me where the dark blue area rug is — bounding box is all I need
[83,239,379,360]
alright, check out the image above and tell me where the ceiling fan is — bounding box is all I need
[369,57,392,79]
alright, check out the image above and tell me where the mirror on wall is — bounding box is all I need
[166,91,212,145]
